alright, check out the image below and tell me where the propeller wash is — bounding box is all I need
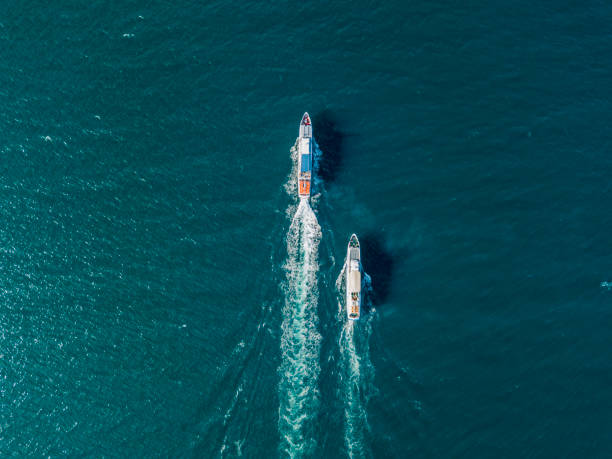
[278,113,322,457]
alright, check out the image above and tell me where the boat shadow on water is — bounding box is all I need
[313,109,344,183]
[360,232,394,312]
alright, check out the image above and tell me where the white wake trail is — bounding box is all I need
[278,199,322,458]
[337,268,377,458]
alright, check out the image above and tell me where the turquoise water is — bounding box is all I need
[2,1,612,457]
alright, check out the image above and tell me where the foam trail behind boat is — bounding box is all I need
[337,267,377,458]
[278,198,322,457]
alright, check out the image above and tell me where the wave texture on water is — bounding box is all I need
[336,267,377,458]
[278,199,322,457]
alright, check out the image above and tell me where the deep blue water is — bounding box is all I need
[1,1,612,457]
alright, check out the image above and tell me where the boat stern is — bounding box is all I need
[299,179,311,197]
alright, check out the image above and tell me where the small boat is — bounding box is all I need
[346,234,361,320]
[297,113,313,199]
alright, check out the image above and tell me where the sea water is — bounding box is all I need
[1,1,612,457]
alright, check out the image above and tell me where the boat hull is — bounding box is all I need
[346,234,362,320]
[297,113,313,199]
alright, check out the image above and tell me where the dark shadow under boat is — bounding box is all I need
[313,109,344,183]
[360,232,395,310]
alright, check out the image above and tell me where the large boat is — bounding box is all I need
[346,234,362,321]
[297,113,313,199]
